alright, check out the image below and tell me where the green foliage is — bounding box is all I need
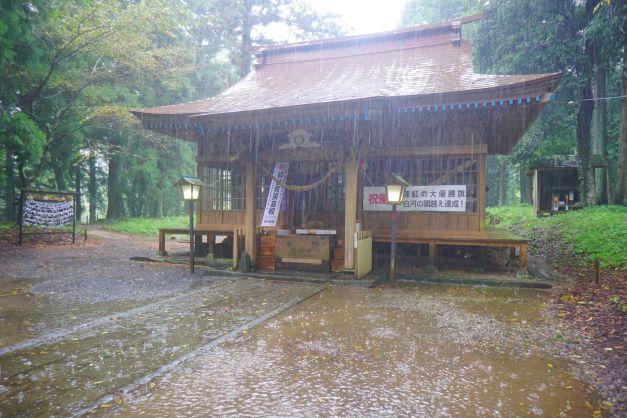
[2,0,342,221]
[486,205,535,230]
[474,0,626,204]
[100,216,192,235]
[488,205,627,268]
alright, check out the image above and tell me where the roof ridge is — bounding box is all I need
[259,38,457,67]
[253,11,484,57]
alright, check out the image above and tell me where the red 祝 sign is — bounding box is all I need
[363,186,467,212]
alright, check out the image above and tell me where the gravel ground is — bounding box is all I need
[0,228,211,304]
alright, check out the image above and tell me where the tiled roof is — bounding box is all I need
[133,17,560,121]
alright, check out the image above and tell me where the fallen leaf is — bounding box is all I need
[601,400,613,408]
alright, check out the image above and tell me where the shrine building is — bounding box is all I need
[132,13,560,276]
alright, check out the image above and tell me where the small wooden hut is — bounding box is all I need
[533,156,580,216]
[133,14,560,275]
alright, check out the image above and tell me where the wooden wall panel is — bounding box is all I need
[363,212,480,235]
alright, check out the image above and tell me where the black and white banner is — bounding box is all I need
[23,199,74,227]
[261,162,289,227]
[363,185,467,212]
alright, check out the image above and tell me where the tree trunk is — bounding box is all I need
[577,80,594,206]
[4,147,16,222]
[152,193,164,218]
[128,176,137,217]
[520,167,532,204]
[592,69,608,203]
[52,164,66,191]
[580,0,597,206]
[106,152,124,219]
[74,162,82,222]
[239,0,253,76]
[616,43,627,205]
[88,146,97,223]
[498,159,505,206]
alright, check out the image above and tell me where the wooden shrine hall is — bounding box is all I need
[133,13,560,276]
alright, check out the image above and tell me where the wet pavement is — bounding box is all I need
[111,285,602,417]
[0,277,325,417]
[0,231,608,417]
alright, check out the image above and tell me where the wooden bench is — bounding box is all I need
[371,229,529,272]
[158,224,245,267]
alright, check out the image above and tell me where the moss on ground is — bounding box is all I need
[487,205,626,269]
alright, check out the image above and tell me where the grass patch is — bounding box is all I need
[100,216,191,236]
[487,205,626,269]
[0,223,15,233]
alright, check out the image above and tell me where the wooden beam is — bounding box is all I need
[244,162,256,263]
[344,153,358,271]
[257,147,345,163]
[362,144,487,158]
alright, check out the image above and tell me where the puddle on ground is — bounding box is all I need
[110,285,600,417]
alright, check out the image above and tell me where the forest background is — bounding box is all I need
[1,0,625,223]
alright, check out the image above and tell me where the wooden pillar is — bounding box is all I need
[233,229,240,269]
[245,162,256,263]
[207,232,215,260]
[532,170,540,216]
[158,230,167,256]
[519,243,528,272]
[344,155,358,271]
[478,153,487,230]
[428,242,436,266]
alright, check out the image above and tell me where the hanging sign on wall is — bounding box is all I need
[363,185,467,212]
[261,162,289,226]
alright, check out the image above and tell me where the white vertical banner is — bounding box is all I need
[261,162,289,226]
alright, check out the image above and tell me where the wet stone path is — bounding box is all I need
[0,277,326,417]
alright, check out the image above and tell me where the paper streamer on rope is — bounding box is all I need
[23,199,74,227]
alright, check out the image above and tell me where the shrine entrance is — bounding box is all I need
[282,161,345,232]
